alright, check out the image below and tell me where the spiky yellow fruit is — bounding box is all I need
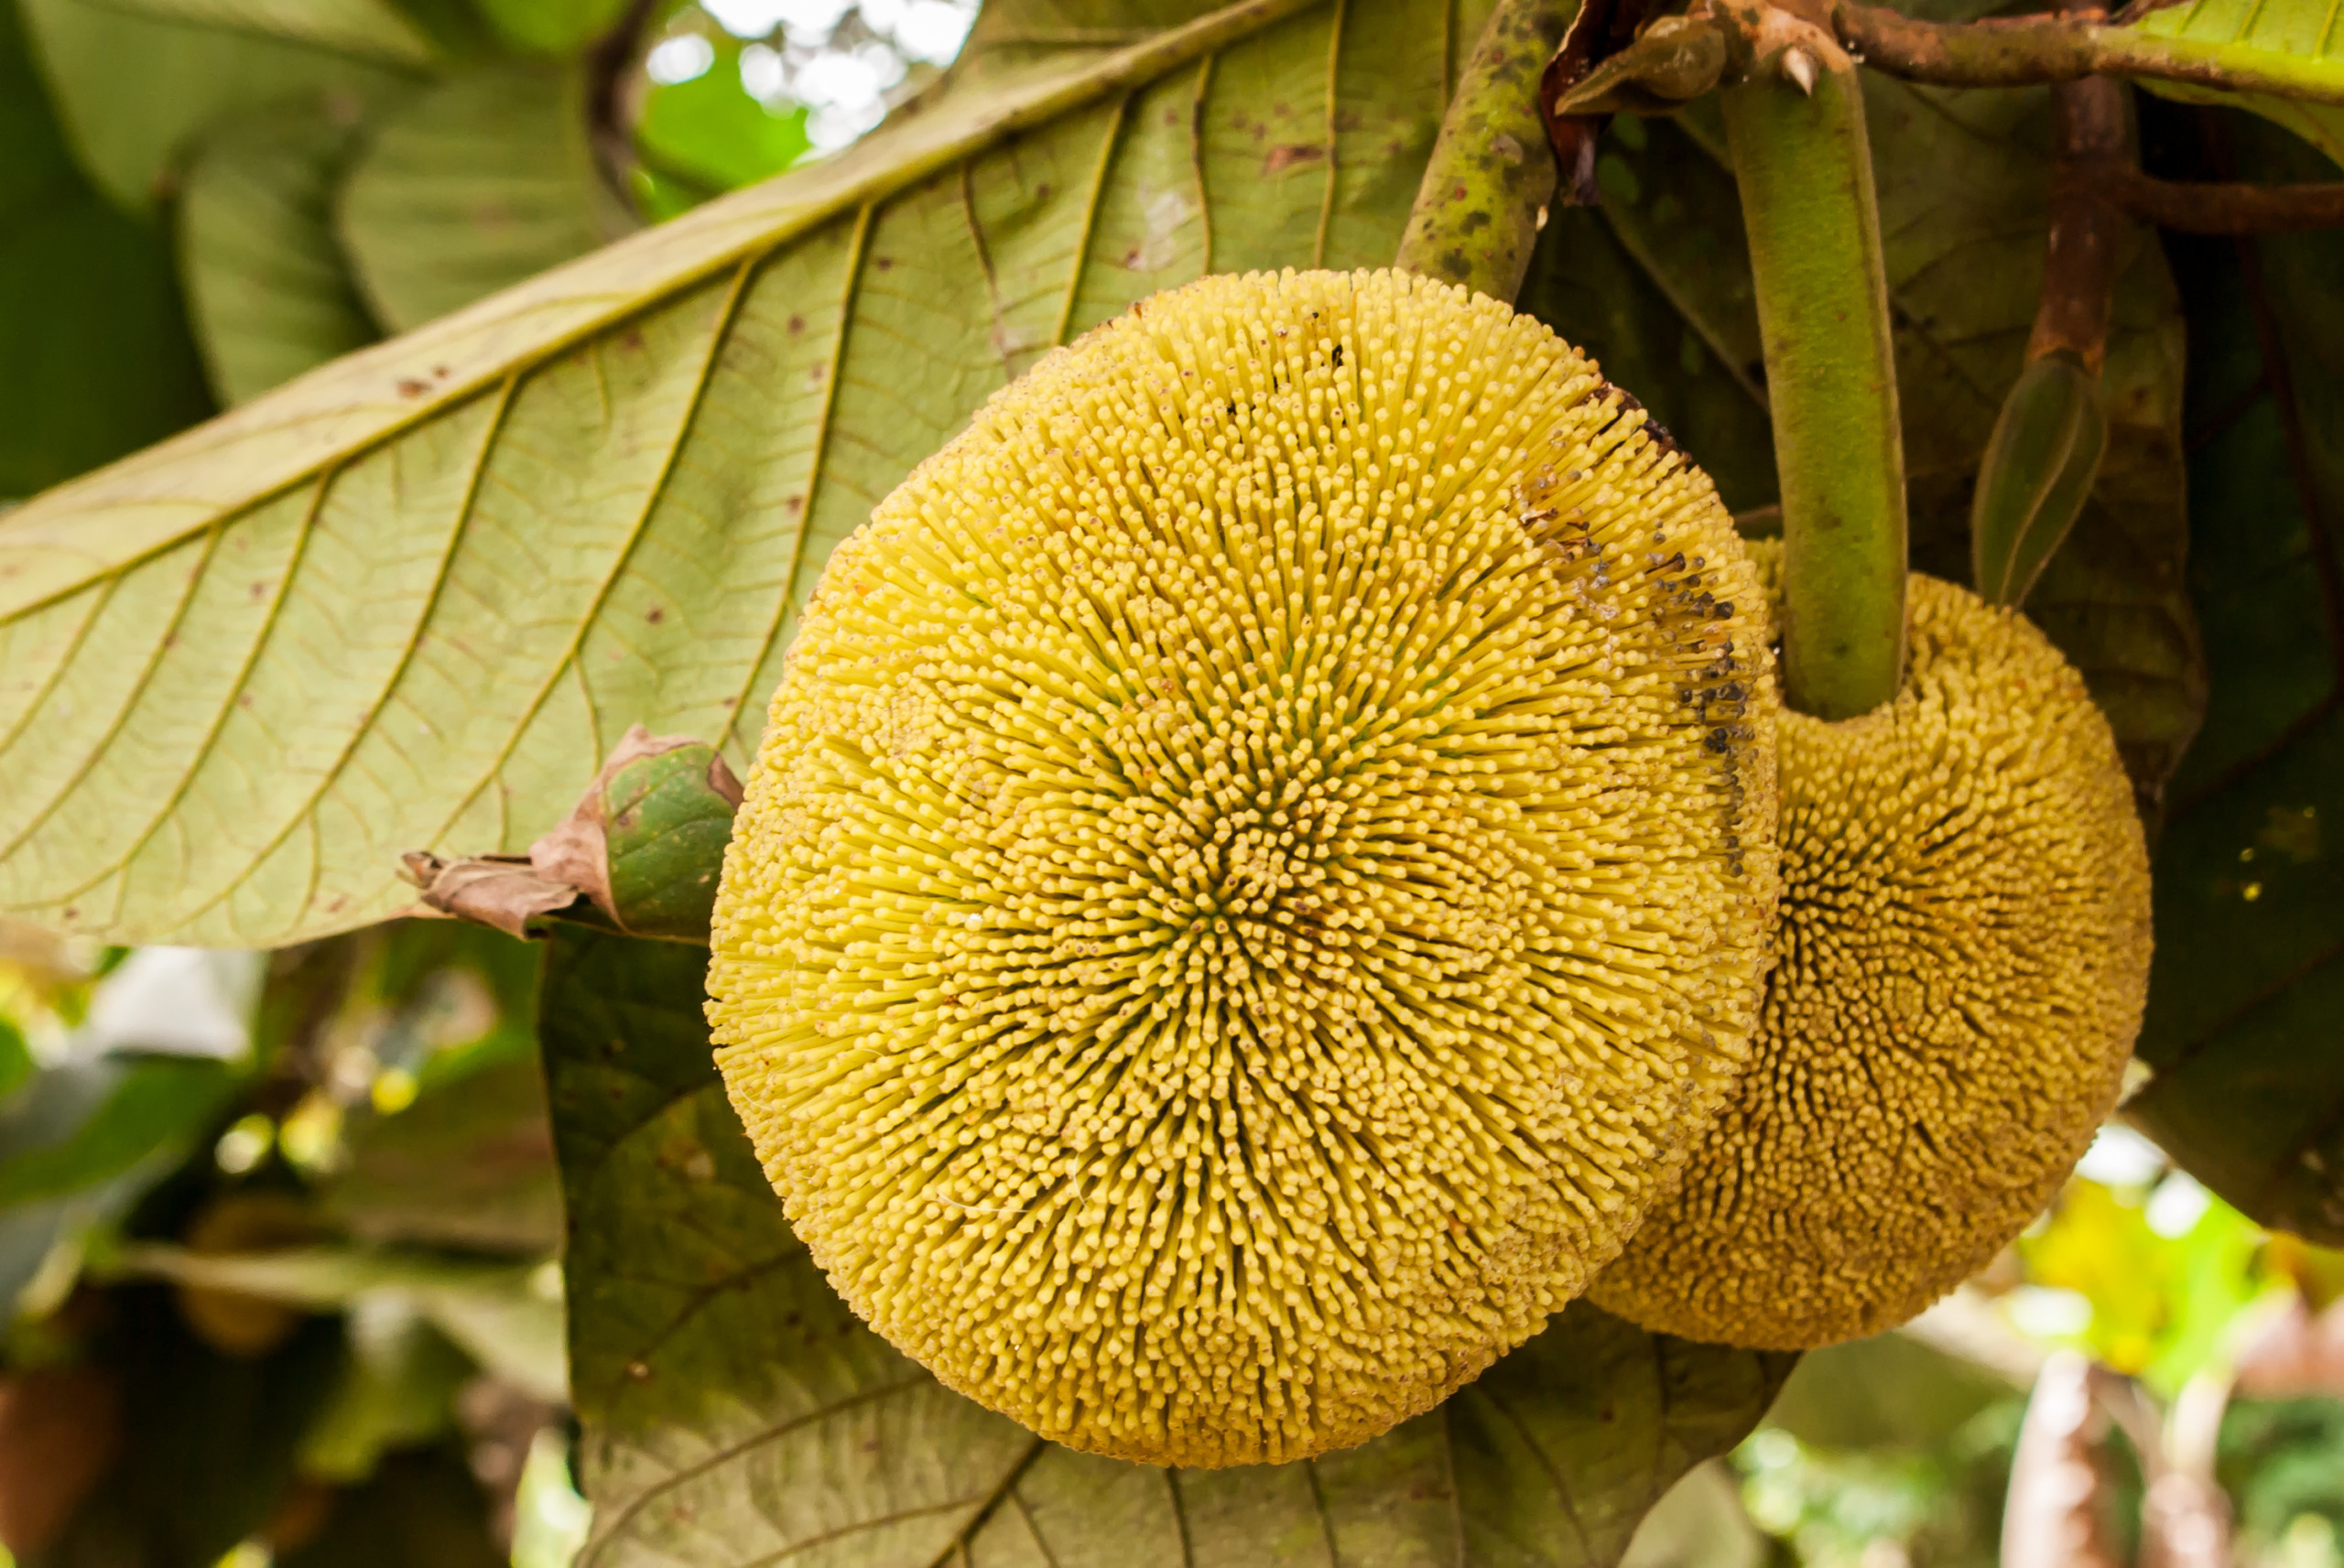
[1592,559,2153,1349]
[705,268,1779,1465]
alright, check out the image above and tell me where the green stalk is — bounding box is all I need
[1722,38,1908,720]
[1394,0,1581,302]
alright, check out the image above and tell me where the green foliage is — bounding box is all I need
[2019,1178,2276,1396]
[1574,59,2202,801]
[542,927,1795,1567]
[0,1057,239,1207]
[323,1056,562,1254]
[0,0,213,498]
[2129,113,2344,1244]
[178,100,382,404]
[337,62,628,331]
[1741,1334,2029,1568]
[0,1054,239,1316]
[636,46,813,195]
[2222,1399,2344,1548]
[16,0,411,215]
[0,916,568,1561]
[2123,0,2344,169]
[0,0,1482,948]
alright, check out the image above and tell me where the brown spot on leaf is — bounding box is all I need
[646,605,665,624]
[396,378,429,398]
[787,315,806,334]
[1264,144,1325,176]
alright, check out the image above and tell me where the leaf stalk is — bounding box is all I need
[1720,10,1906,720]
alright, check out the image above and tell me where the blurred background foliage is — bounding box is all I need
[3,0,2343,1562]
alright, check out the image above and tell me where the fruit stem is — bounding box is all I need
[1394,0,1581,302]
[1720,14,1907,720]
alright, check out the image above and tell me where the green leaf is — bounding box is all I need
[0,1054,234,1314]
[1587,60,2204,803]
[2127,114,2344,1244]
[2120,0,2344,170]
[179,99,384,406]
[0,0,214,497]
[1970,351,2108,609]
[17,0,411,216]
[0,1055,237,1206]
[0,0,1485,947]
[544,929,1794,1568]
[637,46,813,193]
[336,63,633,333]
[68,0,439,64]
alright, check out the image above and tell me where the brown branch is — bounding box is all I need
[2088,166,2344,232]
[2029,51,2126,371]
[1833,2,2102,86]
[1828,0,2344,102]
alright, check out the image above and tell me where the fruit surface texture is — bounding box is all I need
[706,268,1780,1465]
[1595,557,2152,1349]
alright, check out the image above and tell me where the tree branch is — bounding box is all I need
[2030,70,2126,369]
[2087,166,2344,232]
[1828,1,2344,103]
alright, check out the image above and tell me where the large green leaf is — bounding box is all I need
[17,0,410,216]
[2121,0,2344,170]
[1582,38,2203,804]
[179,99,384,406]
[2127,114,2344,1244]
[544,929,1794,1568]
[336,62,633,333]
[0,0,1487,948]
[0,0,213,498]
